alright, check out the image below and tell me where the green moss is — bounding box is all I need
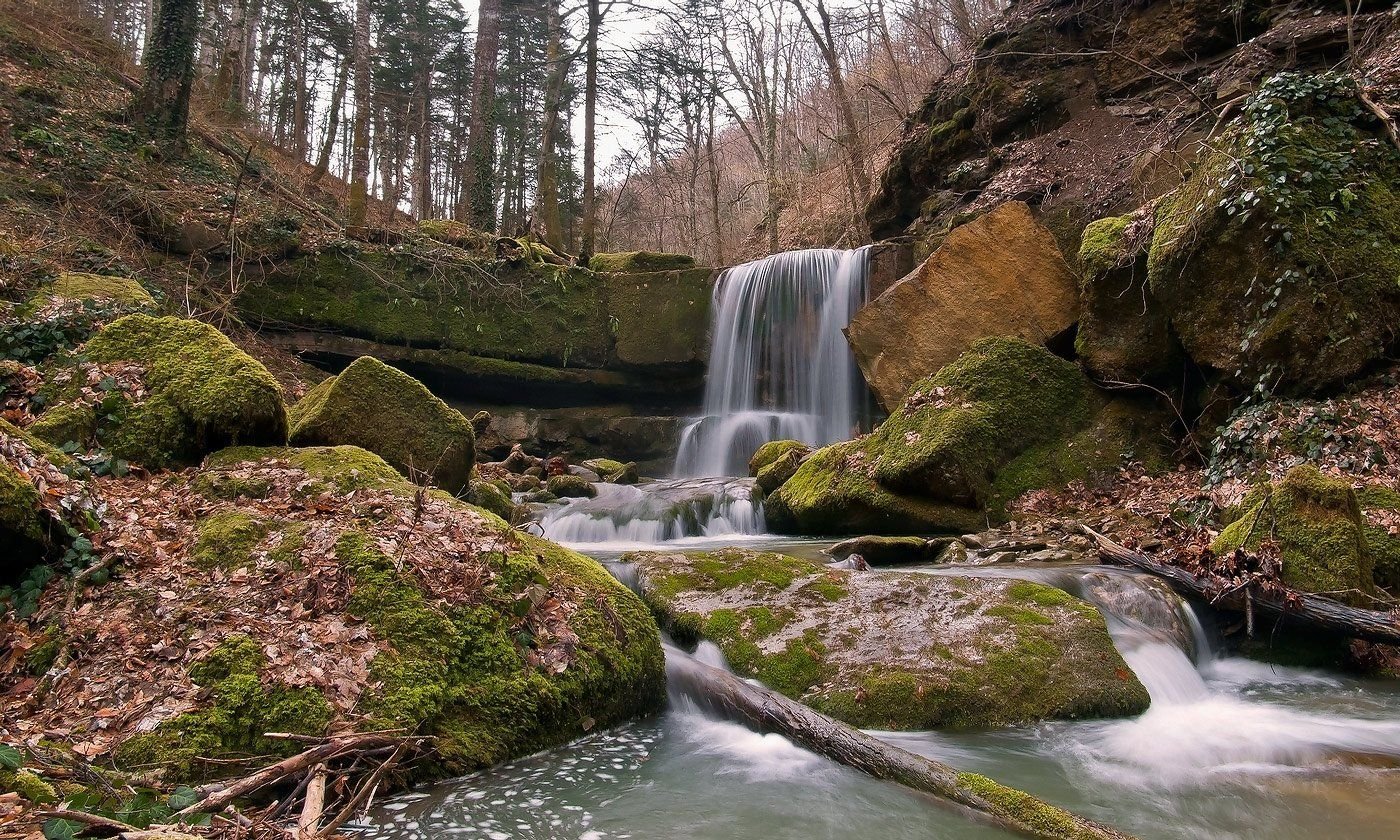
[204,445,406,496]
[29,402,97,449]
[244,249,612,369]
[114,637,332,781]
[466,479,517,522]
[41,272,155,309]
[589,251,696,273]
[0,459,45,546]
[640,550,813,603]
[602,267,712,367]
[288,356,475,492]
[1213,465,1375,603]
[955,772,1092,839]
[697,610,831,697]
[192,511,271,570]
[985,604,1054,625]
[0,417,78,472]
[0,768,57,803]
[546,474,595,498]
[748,439,808,476]
[334,529,664,778]
[1075,216,1132,278]
[1008,581,1076,607]
[80,315,288,468]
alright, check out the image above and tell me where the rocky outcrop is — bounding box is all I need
[846,202,1078,410]
[767,338,1160,535]
[629,548,1149,729]
[1075,211,1179,383]
[288,356,476,493]
[1214,465,1377,605]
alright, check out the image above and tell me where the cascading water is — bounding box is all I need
[674,247,872,478]
[536,477,764,547]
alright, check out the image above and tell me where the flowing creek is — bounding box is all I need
[362,531,1400,840]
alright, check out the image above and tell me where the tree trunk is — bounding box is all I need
[130,0,202,151]
[666,647,1137,840]
[578,0,601,262]
[212,0,248,118]
[1080,525,1400,646]
[458,0,502,229]
[412,0,433,219]
[312,56,349,182]
[347,0,372,227]
[534,0,568,244]
[795,0,871,205]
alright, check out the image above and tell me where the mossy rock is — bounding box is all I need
[546,474,596,499]
[0,768,57,803]
[1214,465,1376,605]
[29,402,96,449]
[601,266,712,368]
[1360,486,1400,590]
[37,272,156,309]
[580,457,638,484]
[417,219,493,252]
[589,251,696,273]
[1075,213,1179,382]
[0,459,47,580]
[79,315,288,468]
[755,447,806,495]
[767,338,1115,535]
[748,440,810,476]
[630,549,1149,729]
[466,479,518,523]
[1146,73,1400,395]
[289,356,475,493]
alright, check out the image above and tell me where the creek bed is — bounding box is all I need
[360,535,1400,840]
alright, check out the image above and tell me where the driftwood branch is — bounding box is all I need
[666,648,1136,840]
[1079,525,1400,645]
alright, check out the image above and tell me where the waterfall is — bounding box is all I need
[674,247,872,477]
[536,477,764,547]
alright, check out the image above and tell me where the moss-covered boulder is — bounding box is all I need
[767,338,1150,534]
[629,548,1148,728]
[11,444,665,783]
[747,440,810,476]
[546,473,596,499]
[289,356,475,493]
[1214,465,1376,604]
[1360,485,1400,591]
[76,315,288,468]
[36,272,156,309]
[580,457,638,484]
[0,459,46,578]
[466,478,519,523]
[1146,73,1400,395]
[601,265,712,368]
[1075,213,1178,382]
[754,446,808,495]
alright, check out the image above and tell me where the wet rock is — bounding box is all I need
[826,535,957,565]
[546,474,596,499]
[846,202,1079,411]
[1075,212,1180,382]
[628,548,1149,729]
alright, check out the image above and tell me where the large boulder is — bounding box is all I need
[767,338,1158,534]
[73,315,288,468]
[629,548,1149,729]
[5,444,664,782]
[846,202,1079,410]
[1075,212,1179,382]
[0,459,46,579]
[1147,72,1400,395]
[600,264,712,369]
[289,356,475,493]
[1214,465,1376,605]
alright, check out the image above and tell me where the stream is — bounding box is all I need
[361,531,1400,840]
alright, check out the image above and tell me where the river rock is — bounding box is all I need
[845,202,1078,411]
[289,356,476,493]
[825,535,957,565]
[628,548,1149,729]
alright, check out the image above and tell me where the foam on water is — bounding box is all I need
[536,477,764,549]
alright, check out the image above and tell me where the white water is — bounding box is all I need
[536,478,765,549]
[673,247,871,477]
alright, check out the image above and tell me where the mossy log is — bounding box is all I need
[666,646,1135,840]
[1081,526,1400,646]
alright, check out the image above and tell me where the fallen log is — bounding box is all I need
[665,646,1135,840]
[1079,525,1400,646]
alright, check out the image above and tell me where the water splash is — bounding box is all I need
[536,478,764,548]
[674,248,872,477]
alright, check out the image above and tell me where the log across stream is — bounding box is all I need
[359,538,1400,840]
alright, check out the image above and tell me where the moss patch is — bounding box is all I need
[289,356,475,493]
[192,511,272,570]
[40,272,155,309]
[589,251,696,273]
[1214,465,1376,604]
[79,315,288,468]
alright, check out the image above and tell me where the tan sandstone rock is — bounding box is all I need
[846,201,1078,410]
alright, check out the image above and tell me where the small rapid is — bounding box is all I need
[535,478,764,549]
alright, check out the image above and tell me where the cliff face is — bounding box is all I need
[867,0,1400,256]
